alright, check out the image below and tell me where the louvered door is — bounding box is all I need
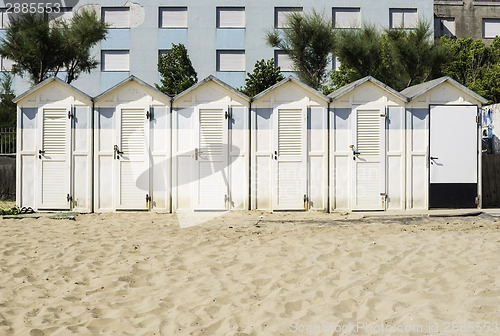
[116,108,150,210]
[38,107,71,209]
[352,108,386,210]
[195,108,229,210]
[273,107,307,210]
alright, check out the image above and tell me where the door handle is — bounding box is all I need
[114,145,124,159]
[430,157,439,160]
[38,150,45,159]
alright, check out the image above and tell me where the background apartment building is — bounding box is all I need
[0,0,433,96]
[434,0,500,42]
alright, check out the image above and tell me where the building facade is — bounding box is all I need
[434,0,500,43]
[0,0,433,96]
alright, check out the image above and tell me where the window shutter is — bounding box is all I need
[484,19,500,38]
[48,8,73,23]
[278,109,303,157]
[403,10,417,28]
[356,110,380,156]
[102,51,130,71]
[275,7,302,28]
[275,51,293,71]
[217,51,245,71]
[217,8,245,28]
[160,8,188,28]
[102,8,130,28]
[333,8,360,28]
[390,10,403,28]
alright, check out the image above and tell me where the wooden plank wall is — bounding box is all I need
[482,154,500,207]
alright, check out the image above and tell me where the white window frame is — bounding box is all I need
[102,7,130,28]
[216,7,245,28]
[159,7,188,28]
[101,50,130,72]
[216,50,245,72]
[483,19,500,39]
[333,8,361,29]
[275,7,302,29]
[274,50,294,72]
[390,9,417,29]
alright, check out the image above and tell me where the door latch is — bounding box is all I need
[303,194,309,209]
[380,193,387,209]
[349,145,360,160]
[146,194,152,208]
[274,150,278,160]
[114,145,124,159]
[224,194,229,209]
[38,149,45,159]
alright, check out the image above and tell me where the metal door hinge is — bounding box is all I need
[476,115,480,124]
[224,194,229,209]
[303,194,309,209]
[67,194,73,202]
[380,113,386,118]
[146,111,151,119]
[225,110,230,119]
[195,148,199,160]
[68,111,73,119]
[475,196,480,205]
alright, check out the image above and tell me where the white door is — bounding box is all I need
[38,107,71,210]
[273,106,307,210]
[351,107,386,210]
[194,108,229,210]
[116,108,150,210]
[429,105,478,208]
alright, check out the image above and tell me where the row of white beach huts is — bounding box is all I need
[15,75,487,213]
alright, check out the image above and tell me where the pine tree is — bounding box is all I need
[156,43,197,95]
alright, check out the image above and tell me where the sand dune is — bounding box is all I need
[0,212,499,335]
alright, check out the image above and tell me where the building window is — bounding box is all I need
[217,50,245,71]
[483,19,500,39]
[434,17,455,38]
[1,57,13,71]
[47,7,73,23]
[101,50,130,71]
[159,7,187,28]
[332,57,341,71]
[275,7,302,29]
[274,51,293,71]
[102,7,130,28]
[333,8,361,29]
[390,9,417,29]
[217,7,245,28]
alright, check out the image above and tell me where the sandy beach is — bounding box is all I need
[0,211,499,335]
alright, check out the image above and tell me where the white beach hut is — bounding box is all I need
[172,76,250,211]
[93,76,171,212]
[401,76,488,209]
[251,77,329,211]
[15,77,93,212]
[329,76,408,211]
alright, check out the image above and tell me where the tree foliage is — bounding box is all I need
[266,10,336,89]
[156,43,198,95]
[0,10,108,85]
[327,21,448,92]
[441,36,500,104]
[0,73,16,128]
[240,59,284,97]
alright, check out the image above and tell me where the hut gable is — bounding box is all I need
[329,76,407,106]
[401,76,488,106]
[14,77,92,107]
[94,76,171,106]
[252,77,329,107]
[173,76,249,107]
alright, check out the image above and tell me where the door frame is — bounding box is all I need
[36,103,72,210]
[428,104,480,209]
[114,103,151,210]
[350,104,387,211]
[272,103,308,210]
[193,103,230,210]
